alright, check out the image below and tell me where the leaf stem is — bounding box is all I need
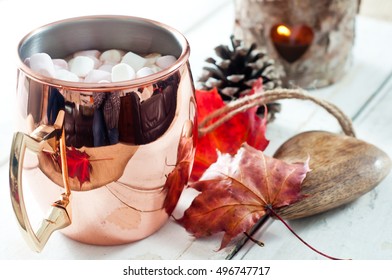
[244,232,264,247]
[267,207,349,260]
[226,215,271,260]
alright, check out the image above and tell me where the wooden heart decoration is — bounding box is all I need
[273,131,391,220]
[270,24,314,63]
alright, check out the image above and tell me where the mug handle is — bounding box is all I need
[9,110,72,252]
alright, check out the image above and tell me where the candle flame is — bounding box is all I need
[276,25,291,37]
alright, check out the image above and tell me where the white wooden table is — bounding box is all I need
[0,0,391,261]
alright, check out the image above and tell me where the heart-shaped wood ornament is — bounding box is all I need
[273,131,391,220]
[270,24,314,63]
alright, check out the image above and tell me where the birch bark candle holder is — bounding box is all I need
[234,0,361,89]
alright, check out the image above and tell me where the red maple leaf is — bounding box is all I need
[191,79,269,181]
[163,128,196,215]
[179,143,310,250]
[57,147,92,189]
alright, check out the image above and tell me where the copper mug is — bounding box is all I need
[9,15,197,252]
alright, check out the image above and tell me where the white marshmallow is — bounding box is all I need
[121,51,147,71]
[52,59,68,70]
[27,49,171,84]
[150,65,162,73]
[73,50,101,58]
[136,67,155,78]
[144,53,162,66]
[100,49,125,64]
[84,70,112,83]
[98,64,115,72]
[111,63,136,82]
[155,55,177,69]
[89,56,102,69]
[55,69,80,82]
[69,56,95,77]
[29,53,56,77]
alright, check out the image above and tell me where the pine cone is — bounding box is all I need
[198,35,283,121]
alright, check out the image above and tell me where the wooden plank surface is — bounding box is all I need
[0,0,391,260]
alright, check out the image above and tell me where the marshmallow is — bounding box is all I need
[55,69,80,82]
[29,53,56,77]
[98,64,115,72]
[100,49,125,64]
[89,56,102,69]
[84,69,112,83]
[155,55,177,69]
[27,49,175,83]
[73,50,101,58]
[52,59,68,70]
[144,53,162,66]
[121,51,147,71]
[150,65,162,73]
[111,63,136,82]
[136,67,155,78]
[69,56,95,78]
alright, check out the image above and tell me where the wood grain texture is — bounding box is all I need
[274,131,391,220]
[1,0,392,261]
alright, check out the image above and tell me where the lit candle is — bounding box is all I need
[276,25,291,38]
[270,24,314,63]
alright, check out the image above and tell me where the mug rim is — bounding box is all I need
[16,14,191,92]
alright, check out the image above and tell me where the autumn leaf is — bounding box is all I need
[190,79,269,181]
[179,143,310,250]
[163,127,196,215]
[57,147,92,189]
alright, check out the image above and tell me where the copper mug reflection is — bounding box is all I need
[9,15,197,252]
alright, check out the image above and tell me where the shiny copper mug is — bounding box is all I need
[9,15,197,252]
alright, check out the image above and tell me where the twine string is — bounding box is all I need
[198,88,355,138]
